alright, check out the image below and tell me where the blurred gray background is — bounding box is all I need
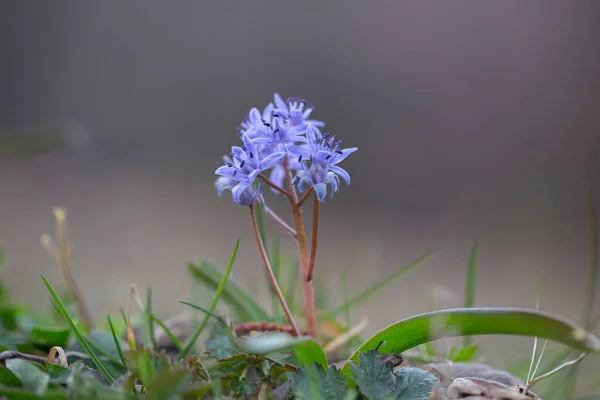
[1,1,599,361]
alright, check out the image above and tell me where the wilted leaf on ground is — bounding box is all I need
[292,363,347,400]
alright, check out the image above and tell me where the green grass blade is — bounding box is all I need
[341,269,351,328]
[582,186,598,327]
[254,203,279,320]
[463,243,479,346]
[145,287,158,352]
[187,258,269,322]
[179,239,240,360]
[530,338,549,382]
[284,259,299,312]
[562,187,599,399]
[180,301,223,322]
[328,252,433,318]
[41,274,115,383]
[341,307,600,378]
[0,121,89,161]
[147,311,183,351]
[237,332,327,368]
[107,315,128,370]
[527,275,545,382]
[271,232,283,323]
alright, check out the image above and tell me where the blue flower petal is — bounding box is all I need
[331,147,358,164]
[215,176,235,197]
[313,183,328,202]
[232,180,260,206]
[269,164,286,194]
[329,165,351,184]
[259,151,286,170]
[215,165,236,178]
[273,93,287,113]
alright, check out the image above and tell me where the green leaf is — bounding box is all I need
[66,363,131,400]
[0,366,21,386]
[349,351,399,400]
[124,348,172,387]
[342,307,600,378]
[5,359,50,396]
[145,369,192,400]
[394,367,439,400]
[349,351,438,400]
[175,354,210,382]
[237,332,327,368]
[45,363,71,385]
[187,257,269,322]
[230,373,260,397]
[204,319,239,360]
[179,238,240,360]
[28,326,71,348]
[40,275,115,384]
[0,304,20,331]
[328,252,433,318]
[0,384,69,400]
[292,363,347,400]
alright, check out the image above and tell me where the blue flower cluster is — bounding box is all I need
[215,93,357,206]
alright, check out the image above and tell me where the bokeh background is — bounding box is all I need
[1,1,599,363]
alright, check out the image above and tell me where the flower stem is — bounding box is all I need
[283,158,318,339]
[262,205,297,238]
[259,173,293,200]
[249,205,300,336]
[297,187,313,208]
[307,194,320,282]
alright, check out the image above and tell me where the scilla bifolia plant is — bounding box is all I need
[215,93,357,339]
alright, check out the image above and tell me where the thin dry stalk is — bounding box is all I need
[41,208,94,331]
